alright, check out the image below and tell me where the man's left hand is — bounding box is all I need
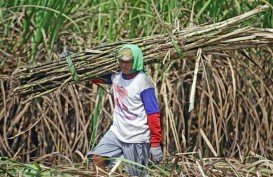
[59,50,74,58]
[150,146,163,164]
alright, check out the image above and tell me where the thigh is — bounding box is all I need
[87,130,123,160]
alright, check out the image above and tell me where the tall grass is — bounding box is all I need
[1,0,271,67]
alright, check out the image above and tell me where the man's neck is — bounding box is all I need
[122,72,138,80]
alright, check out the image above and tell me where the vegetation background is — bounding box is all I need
[0,0,273,176]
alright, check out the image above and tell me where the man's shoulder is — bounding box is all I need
[136,71,154,89]
[111,72,122,79]
[136,71,149,79]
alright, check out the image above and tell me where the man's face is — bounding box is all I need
[119,59,133,75]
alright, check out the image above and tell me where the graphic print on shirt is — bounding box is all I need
[114,83,138,120]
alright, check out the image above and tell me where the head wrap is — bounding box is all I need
[118,44,145,74]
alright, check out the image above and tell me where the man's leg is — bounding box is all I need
[122,143,150,177]
[87,131,123,176]
[92,154,106,176]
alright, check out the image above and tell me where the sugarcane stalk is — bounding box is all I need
[10,5,272,101]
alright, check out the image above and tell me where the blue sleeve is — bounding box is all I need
[140,88,160,114]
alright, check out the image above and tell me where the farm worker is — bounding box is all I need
[87,44,163,176]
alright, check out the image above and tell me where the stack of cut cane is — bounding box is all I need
[11,5,273,100]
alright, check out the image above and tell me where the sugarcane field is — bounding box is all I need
[1,0,273,176]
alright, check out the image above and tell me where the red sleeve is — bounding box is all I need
[91,79,105,84]
[91,74,112,85]
[147,112,162,147]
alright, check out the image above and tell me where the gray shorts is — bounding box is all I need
[87,130,150,176]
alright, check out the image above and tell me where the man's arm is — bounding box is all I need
[141,88,163,163]
[140,87,162,145]
[147,112,162,147]
[91,74,112,85]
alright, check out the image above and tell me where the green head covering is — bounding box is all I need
[118,44,145,74]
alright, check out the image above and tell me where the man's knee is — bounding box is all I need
[92,155,105,165]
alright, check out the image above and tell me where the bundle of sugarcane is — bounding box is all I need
[11,5,272,100]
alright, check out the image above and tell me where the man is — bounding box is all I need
[88,44,163,176]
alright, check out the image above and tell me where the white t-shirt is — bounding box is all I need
[109,71,154,143]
